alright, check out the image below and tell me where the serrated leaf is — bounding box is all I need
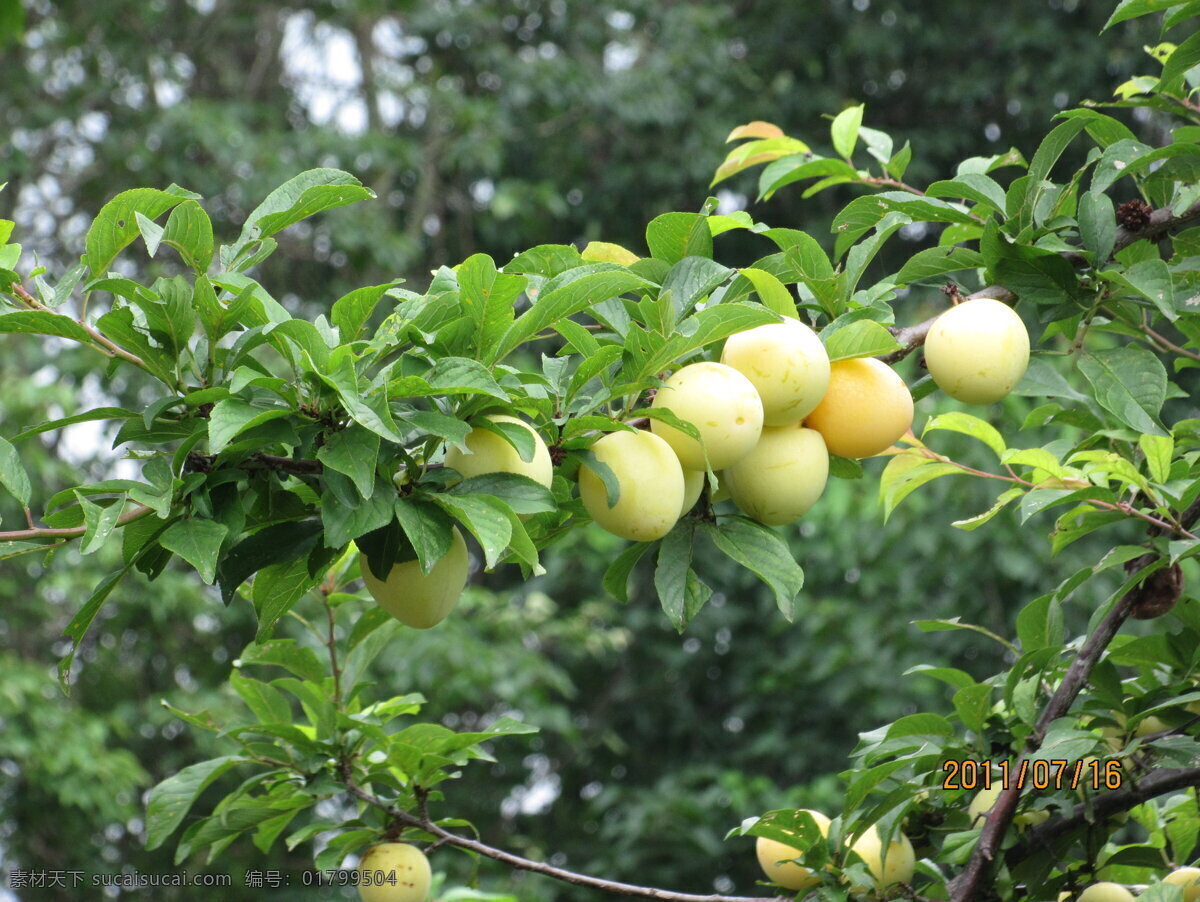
[428,494,512,570]
[655,520,695,632]
[603,542,653,602]
[145,757,245,850]
[821,319,902,361]
[0,435,31,506]
[1079,191,1117,263]
[705,518,803,621]
[1078,347,1168,435]
[159,518,228,585]
[85,185,199,277]
[316,425,379,500]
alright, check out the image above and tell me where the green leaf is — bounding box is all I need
[822,320,902,362]
[428,494,512,569]
[953,684,992,736]
[705,518,804,621]
[1160,29,1200,92]
[1102,259,1176,321]
[316,425,380,501]
[1105,0,1191,29]
[10,407,133,443]
[161,200,215,271]
[252,557,320,641]
[952,487,1023,531]
[1139,433,1173,483]
[0,435,31,506]
[494,266,651,361]
[879,453,963,520]
[145,756,246,850]
[76,492,125,555]
[331,282,400,342]
[1016,594,1064,651]
[922,412,1006,458]
[831,104,865,159]
[926,173,1007,213]
[895,246,984,284]
[655,520,695,632]
[1077,347,1168,435]
[1078,191,1117,263]
[207,400,293,454]
[0,310,98,345]
[603,542,653,603]
[59,525,168,691]
[457,253,526,362]
[216,521,323,604]
[392,499,455,575]
[448,473,556,516]
[234,169,373,252]
[85,185,199,277]
[645,212,713,263]
[159,518,228,584]
[321,475,395,549]
[237,639,326,682]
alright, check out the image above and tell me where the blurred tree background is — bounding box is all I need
[0,1,1171,899]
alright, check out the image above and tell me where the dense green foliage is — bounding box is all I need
[4,3,1200,902]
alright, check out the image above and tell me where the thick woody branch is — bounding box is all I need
[342,779,783,902]
[184,451,323,475]
[949,498,1200,901]
[1010,766,1200,859]
[881,199,1200,364]
[948,592,1137,902]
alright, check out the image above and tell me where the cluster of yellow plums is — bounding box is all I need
[754,810,916,893]
[754,806,1200,900]
[358,298,1029,628]
[1062,871,1200,902]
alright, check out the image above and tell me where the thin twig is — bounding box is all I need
[341,779,783,902]
[9,283,147,369]
[0,503,155,542]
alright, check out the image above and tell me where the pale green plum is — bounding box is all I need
[650,362,763,470]
[1165,867,1200,902]
[848,825,915,891]
[357,843,432,902]
[444,414,553,487]
[579,430,685,541]
[967,785,1049,829]
[721,318,830,425]
[1076,883,1135,902]
[754,810,831,891]
[360,529,468,629]
[680,468,705,516]
[725,424,828,525]
[924,298,1030,404]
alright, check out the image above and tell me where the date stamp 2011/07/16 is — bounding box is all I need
[942,758,1123,792]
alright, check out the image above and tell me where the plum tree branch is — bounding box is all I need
[1009,766,1200,862]
[880,199,1200,365]
[7,282,149,370]
[948,498,1200,901]
[948,591,1138,902]
[341,778,784,902]
[0,503,155,542]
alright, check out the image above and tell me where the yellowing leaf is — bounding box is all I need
[581,241,640,266]
[725,121,785,142]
